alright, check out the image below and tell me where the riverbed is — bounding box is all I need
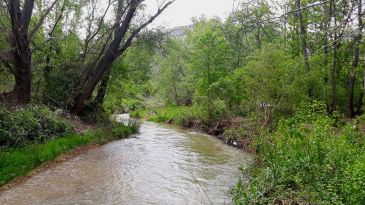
[0,115,250,205]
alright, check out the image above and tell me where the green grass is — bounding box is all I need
[131,106,191,123]
[233,102,365,204]
[0,123,139,187]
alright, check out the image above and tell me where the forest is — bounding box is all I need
[0,0,365,204]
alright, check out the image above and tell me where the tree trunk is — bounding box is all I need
[322,0,331,112]
[357,48,365,114]
[13,48,32,103]
[330,35,339,114]
[348,0,362,117]
[295,0,313,97]
[93,69,111,108]
[7,0,35,103]
[73,51,118,114]
[329,0,340,115]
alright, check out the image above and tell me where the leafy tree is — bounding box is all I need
[236,44,307,122]
[155,39,192,106]
[189,29,232,118]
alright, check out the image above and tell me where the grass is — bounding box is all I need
[0,122,139,187]
[131,105,191,123]
[233,102,365,204]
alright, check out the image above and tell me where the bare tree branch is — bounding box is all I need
[118,0,175,54]
[29,0,59,40]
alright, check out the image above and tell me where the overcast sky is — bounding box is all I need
[144,0,238,28]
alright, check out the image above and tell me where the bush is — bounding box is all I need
[112,119,140,138]
[0,105,72,148]
[234,102,365,204]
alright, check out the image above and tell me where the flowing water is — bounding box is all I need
[0,114,250,205]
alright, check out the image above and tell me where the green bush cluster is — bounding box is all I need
[224,124,253,143]
[112,119,140,138]
[0,105,72,148]
[233,102,365,204]
[131,105,230,128]
[131,106,191,123]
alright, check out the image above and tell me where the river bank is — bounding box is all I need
[0,144,100,194]
[0,126,139,189]
[0,105,140,190]
[130,106,256,153]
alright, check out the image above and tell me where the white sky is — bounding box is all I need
[144,0,238,28]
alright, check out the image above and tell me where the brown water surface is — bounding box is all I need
[0,114,250,205]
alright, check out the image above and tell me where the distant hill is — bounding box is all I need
[169,25,194,38]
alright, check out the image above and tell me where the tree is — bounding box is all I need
[295,0,312,97]
[189,29,232,118]
[155,39,192,106]
[72,0,174,114]
[237,44,307,123]
[347,0,363,117]
[1,0,58,103]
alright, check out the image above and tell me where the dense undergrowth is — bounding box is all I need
[131,106,191,123]
[233,102,365,204]
[0,105,72,148]
[0,105,140,187]
[130,104,235,128]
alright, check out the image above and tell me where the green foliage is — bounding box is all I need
[112,119,140,138]
[104,43,156,114]
[0,105,72,147]
[43,63,81,108]
[0,119,139,187]
[130,109,149,119]
[224,123,254,143]
[233,102,365,204]
[138,106,191,123]
[187,27,235,119]
[154,39,193,106]
[236,44,307,121]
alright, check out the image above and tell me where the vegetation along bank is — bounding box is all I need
[0,105,139,189]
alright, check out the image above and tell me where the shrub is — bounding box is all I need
[112,119,140,138]
[0,105,72,148]
[234,102,365,204]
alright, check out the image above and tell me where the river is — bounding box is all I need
[0,115,250,205]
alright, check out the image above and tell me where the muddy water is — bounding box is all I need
[0,115,250,205]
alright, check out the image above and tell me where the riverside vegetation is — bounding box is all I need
[0,105,140,187]
[1,0,365,204]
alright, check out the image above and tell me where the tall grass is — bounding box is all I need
[233,102,365,204]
